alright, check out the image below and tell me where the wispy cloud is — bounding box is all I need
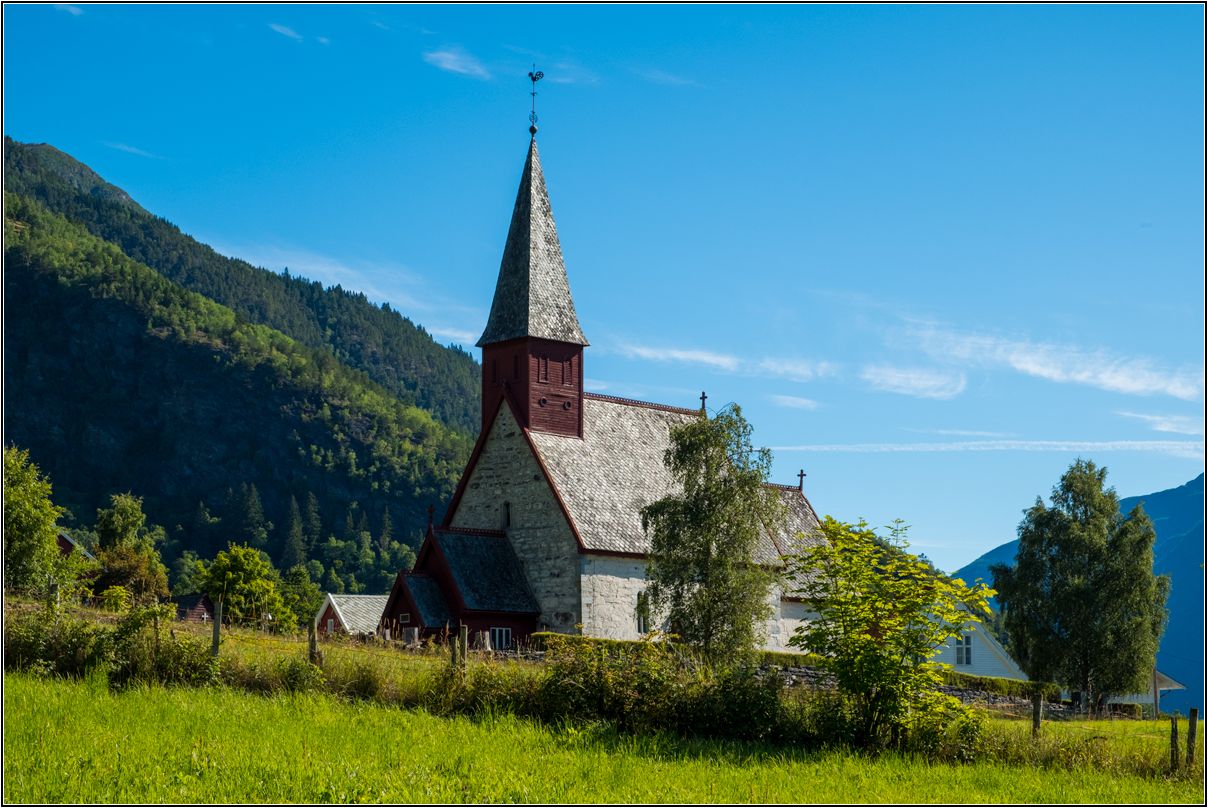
[861,365,967,400]
[619,343,739,371]
[907,323,1204,401]
[269,23,303,42]
[757,358,836,382]
[905,427,1012,438]
[427,326,477,346]
[634,68,698,87]
[317,36,330,46]
[102,142,164,160]
[770,394,819,411]
[1116,411,1204,436]
[423,47,490,79]
[54,4,83,15]
[772,440,1204,460]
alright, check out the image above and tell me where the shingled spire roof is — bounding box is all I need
[477,138,588,347]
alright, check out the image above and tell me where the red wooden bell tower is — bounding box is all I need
[478,135,587,438]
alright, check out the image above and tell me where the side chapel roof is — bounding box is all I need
[433,529,540,614]
[477,138,588,347]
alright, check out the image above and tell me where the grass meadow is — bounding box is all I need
[4,672,1203,804]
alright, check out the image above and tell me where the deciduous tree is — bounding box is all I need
[992,459,1169,711]
[640,404,782,659]
[788,518,992,748]
[3,446,64,593]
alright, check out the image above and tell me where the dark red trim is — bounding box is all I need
[584,391,700,417]
[436,526,506,538]
[582,548,647,559]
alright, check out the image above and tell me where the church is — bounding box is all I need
[378,131,822,652]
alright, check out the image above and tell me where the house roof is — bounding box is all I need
[57,530,96,561]
[318,594,389,635]
[526,393,823,561]
[433,529,540,614]
[477,137,588,347]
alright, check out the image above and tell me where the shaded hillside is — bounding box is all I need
[4,193,472,592]
[953,474,1205,713]
[4,137,481,435]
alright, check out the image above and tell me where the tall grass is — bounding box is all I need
[3,673,1201,805]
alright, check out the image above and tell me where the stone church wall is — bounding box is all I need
[579,553,815,651]
[449,405,582,632]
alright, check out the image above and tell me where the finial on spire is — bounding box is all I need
[528,66,544,136]
[700,391,708,415]
[797,469,807,491]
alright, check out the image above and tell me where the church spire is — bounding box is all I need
[477,138,588,347]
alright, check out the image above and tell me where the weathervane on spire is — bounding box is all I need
[528,65,544,135]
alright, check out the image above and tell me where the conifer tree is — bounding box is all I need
[303,492,322,551]
[378,508,393,554]
[281,495,307,570]
[238,483,271,550]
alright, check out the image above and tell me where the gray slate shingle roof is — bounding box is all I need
[477,138,588,347]
[528,394,824,562]
[328,594,389,635]
[403,574,452,628]
[435,530,540,614]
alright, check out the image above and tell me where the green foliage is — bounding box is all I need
[640,403,782,659]
[170,550,207,596]
[96,492,161,551]
[3,610,112,678]
[992,460,1170,709]
[109,604,218,689]
[94,544,170,605]
[3,191,472,594]
[787,517,992,749]
[99,586,132,613]
[200,544,296,630]
[3,445,64,592]
[279,564,323,629]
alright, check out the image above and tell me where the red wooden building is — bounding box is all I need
[379,523,539,650]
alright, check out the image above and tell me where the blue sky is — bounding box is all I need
[4,4,1204,572]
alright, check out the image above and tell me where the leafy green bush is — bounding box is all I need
[3,610,111,677]
[109,605,218,688]
[944,669,1060,700]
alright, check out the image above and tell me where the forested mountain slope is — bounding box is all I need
[4,193,473,593]
[4,137,481,435]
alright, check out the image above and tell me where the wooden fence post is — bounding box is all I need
[1170,714,1179,773]
[1187,708,1198,768]
[211,598,222,658]
[308,622,319,665]
[458,624,469,673]
[1031,691,1042,736]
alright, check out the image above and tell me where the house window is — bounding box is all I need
[326,618,335,634]
[538,356,549,383]
[955,634,972,665]
[399,612,410,625]
[490,627,513,651]
[561,357,573,386]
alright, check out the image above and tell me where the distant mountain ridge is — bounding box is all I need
[4,137,481,435]
[952,474,1205,713]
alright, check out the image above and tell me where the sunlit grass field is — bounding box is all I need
[4,673,1202,804]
